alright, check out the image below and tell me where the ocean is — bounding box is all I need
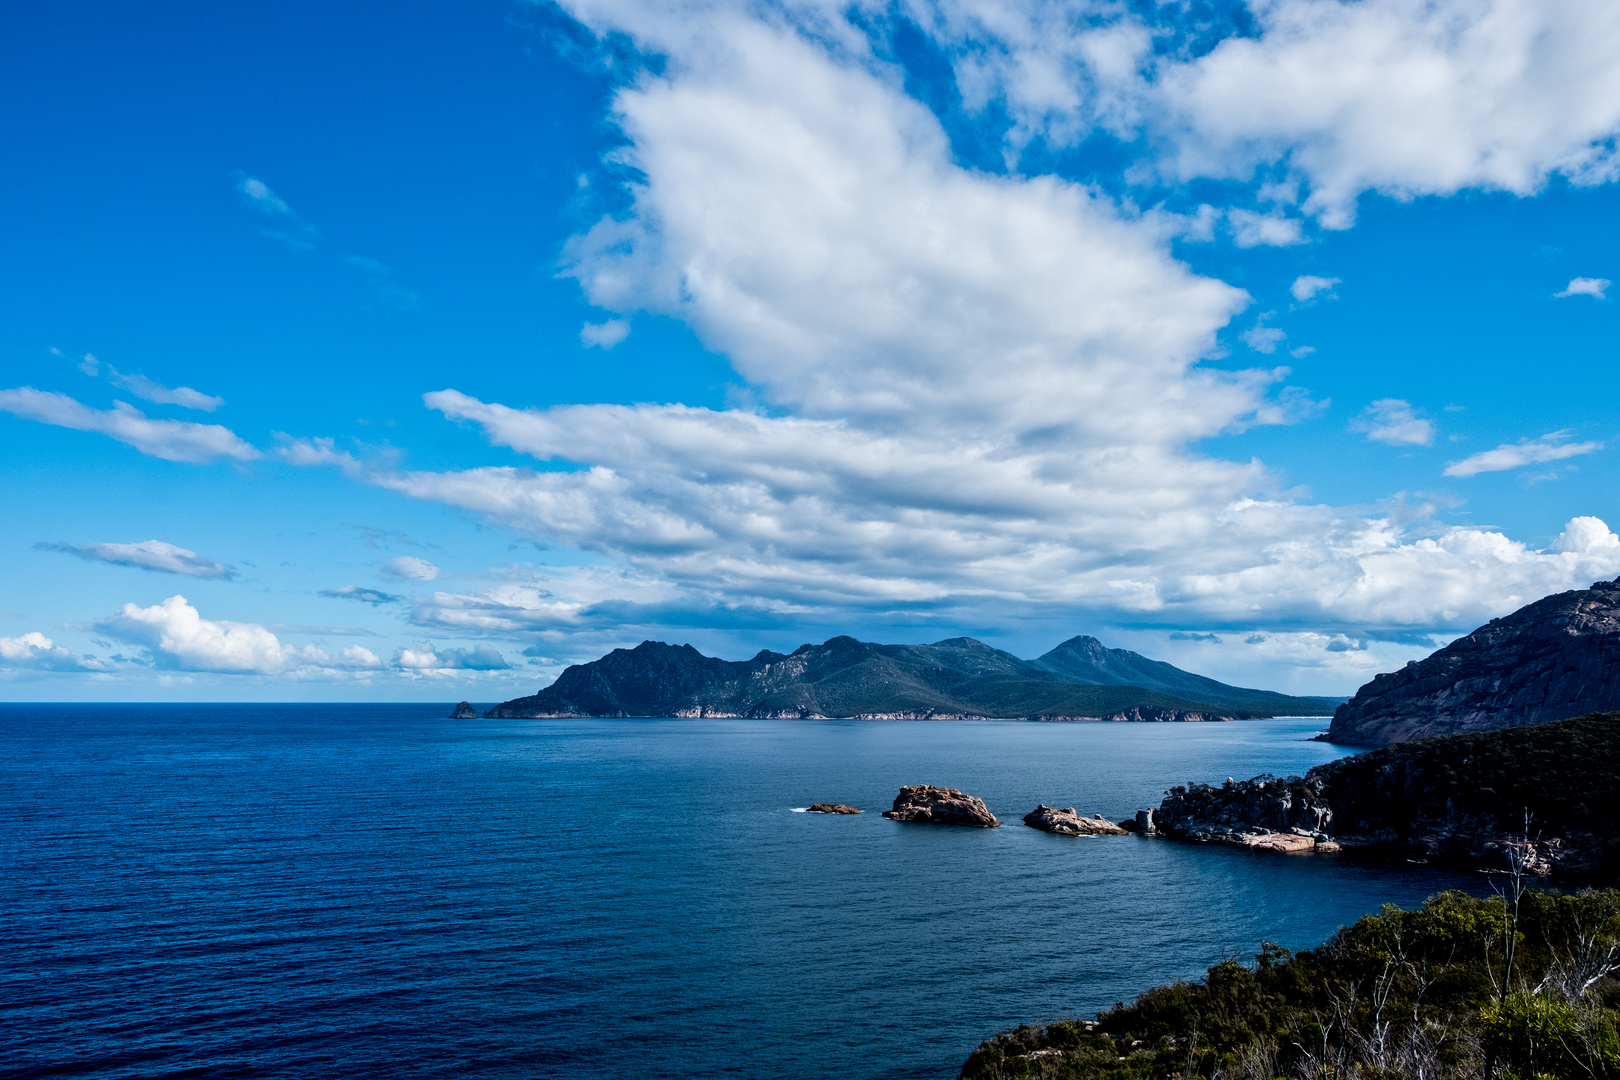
[1,705,1491,1079]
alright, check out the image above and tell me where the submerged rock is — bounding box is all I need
[450,701,478,719]
[807,803,862,814]
[882,785,1001,828]
[1022,804,1129,835]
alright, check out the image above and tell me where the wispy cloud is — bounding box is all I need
[1555,276,1610,299]
[1444,431,1604,477]
[236,175,419,308]
[381,555,440,581]
[57,350,224,411]
[319,585,403,605]
[0,388,258,463]
[37,540,234,579]
[1350,399,1433,446]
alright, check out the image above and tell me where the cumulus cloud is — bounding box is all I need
[98,595,382,675]
[1350,399,1434,446]
[902,0,1620,227]
[37,539,233,579]
[1291,275,1341,302]
[581,319,631,348]
[320,585,404,605]
[0,388,258,463]
[395,643,511,671]
[381,555,440,581]
[1555,276,1610,298]
[1444,431,1604,477]
[0,632,105,672]
[268,6,1620,641]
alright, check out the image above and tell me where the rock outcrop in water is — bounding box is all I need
[1325,575,1620,746]
[807,803,862,814]
[450,701,478,719]
[1022,805,1129,835]
[882,785,1001,827]
[483,636,1341,720]
[1148,711,1620,880]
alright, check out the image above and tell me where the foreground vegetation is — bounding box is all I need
[962,889,1620,1080]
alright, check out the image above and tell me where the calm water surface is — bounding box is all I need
[1,706,1491,1079]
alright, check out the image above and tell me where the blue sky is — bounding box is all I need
[2,0,1617,701]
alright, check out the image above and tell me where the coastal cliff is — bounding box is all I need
[1150,710,1620,880]
[485,635,1340,720]
[1326,575,1620,746]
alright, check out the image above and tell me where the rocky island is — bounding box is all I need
[483,634,1341,721]
[1023,805,1129,835]
[1326,574,1620,745]
[807,803,862,814]
[882,785,1001,827]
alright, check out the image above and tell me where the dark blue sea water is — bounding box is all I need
[1,706,1491,1079]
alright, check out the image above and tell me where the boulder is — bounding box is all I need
[1023,804,1129,835]
[450,701,478,719]
[882,785,1001,827]
[807,803,862,814]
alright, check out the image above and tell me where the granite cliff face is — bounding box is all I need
[1150,711,1620,880]
[485,635,1341,720]
[1326,575,1620,746]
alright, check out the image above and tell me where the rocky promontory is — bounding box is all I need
[1022,805,1129,835]
[1147,711,1620,879]
[882,785,1001,827]
[1325,574,1620,746]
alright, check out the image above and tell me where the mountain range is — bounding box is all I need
[484,634,1343,719]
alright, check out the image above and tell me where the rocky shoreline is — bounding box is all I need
[1136,711,1620,880]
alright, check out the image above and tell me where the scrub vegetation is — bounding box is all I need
[962,888,1620,1080]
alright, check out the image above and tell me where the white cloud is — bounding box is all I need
[1444,430,1604,477]
[106,369,224,412]
[278,4,1620,640]
[1350,399,1434,446]
[238,177,297,217]
[1290,275,1341,302]
[395,643,511,672]
[1228,210,1306,248]
[894,0,1620,227]
[382,555,440,581]
[581,319,631,348]
[99,595,383,675]
[0,388,258,463]
[1555,276,1610,298]
[0,632,105,672]
[38,540,233,579]
[1241,319,1287,354]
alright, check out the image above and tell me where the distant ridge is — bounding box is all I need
[485,635,1342,720]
